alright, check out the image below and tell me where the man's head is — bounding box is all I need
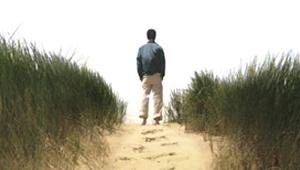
[147,29,156,41]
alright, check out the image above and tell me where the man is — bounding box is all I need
[137,29,165,125]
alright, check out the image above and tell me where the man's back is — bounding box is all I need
[137,42,165,80]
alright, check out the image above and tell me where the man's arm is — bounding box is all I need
[137,49,143,81]
[159,48,165,80]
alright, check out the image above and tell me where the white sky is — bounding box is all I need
[1,0,300,123]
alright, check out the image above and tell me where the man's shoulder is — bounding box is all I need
[153,43,164,53]
[139,43,147,49]
[138,43,149,51]
[150,42,163,50]
[139,42,163,51]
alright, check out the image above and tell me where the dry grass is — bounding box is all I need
[167,53,300,170]
[0,36,126,169]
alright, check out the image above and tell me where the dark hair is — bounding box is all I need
[147,29,156,40]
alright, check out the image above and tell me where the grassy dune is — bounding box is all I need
[0,36,126,169]
[167,54,300,170]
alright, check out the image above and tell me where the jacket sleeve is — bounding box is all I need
[137,49,143,81]
[159,48,165,80]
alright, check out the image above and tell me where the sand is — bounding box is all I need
[102,123,213,170]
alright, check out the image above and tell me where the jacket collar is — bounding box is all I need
[148,40,155,43]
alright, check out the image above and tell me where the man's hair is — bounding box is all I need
[147,29,156,40]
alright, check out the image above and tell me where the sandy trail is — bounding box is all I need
[102,123,213,170]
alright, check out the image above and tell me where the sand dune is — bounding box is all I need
[102,123,213,170]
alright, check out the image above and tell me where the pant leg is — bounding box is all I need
[152,73,163,120]
[139,76,152,119]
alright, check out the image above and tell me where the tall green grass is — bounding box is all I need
[167,54,300,169]
[0,36,126,169]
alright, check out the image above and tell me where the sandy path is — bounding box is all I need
[102,123,213,170]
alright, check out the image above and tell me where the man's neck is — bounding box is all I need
[148,39,155,43]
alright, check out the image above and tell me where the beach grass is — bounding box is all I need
[167,53,300,169]
[0,36,126,169]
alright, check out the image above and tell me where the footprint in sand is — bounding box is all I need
[131,144,146,153]
[141,129,163,135]
[144,135,167,142]
[118,156,132,161]
[160,167,175,170]
[160,142,178,146]
[144,152,176,160]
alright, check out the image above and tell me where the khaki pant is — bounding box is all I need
[139,73,163,120]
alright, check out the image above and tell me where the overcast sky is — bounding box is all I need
[1,0,300,123]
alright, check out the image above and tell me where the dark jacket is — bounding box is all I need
[137,41,165,81]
